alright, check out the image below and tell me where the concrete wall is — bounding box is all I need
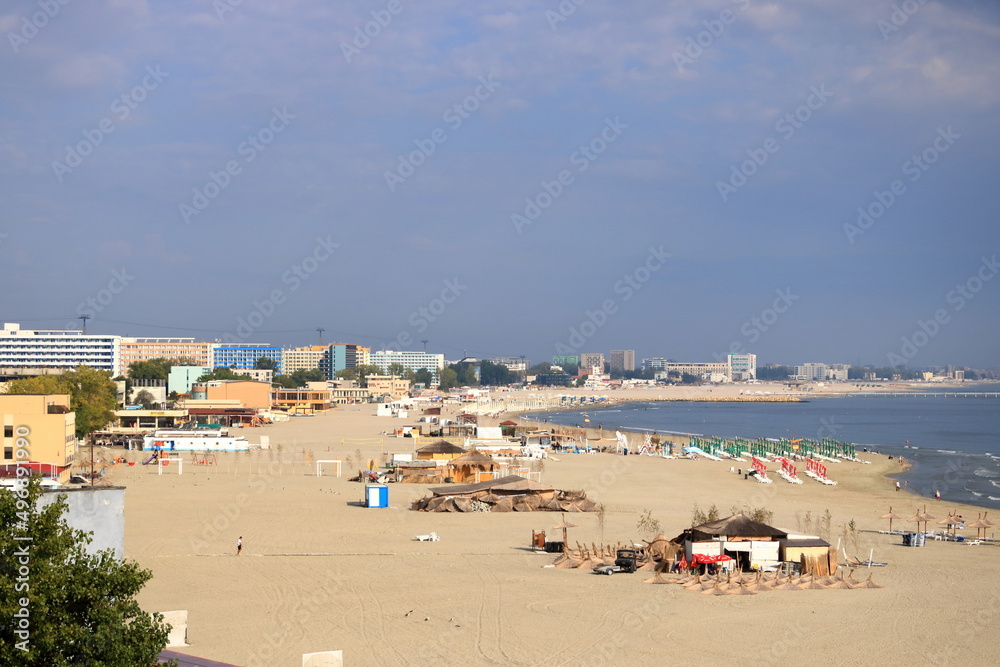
[38,486,125,559]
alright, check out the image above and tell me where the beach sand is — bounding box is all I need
[111,387,1000,666]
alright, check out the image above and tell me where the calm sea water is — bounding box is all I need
[528,392,1000,510]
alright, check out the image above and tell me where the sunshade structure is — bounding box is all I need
[415,439,468,460]
[552,513,578,545]
[967,514,991,540]
[880,507,902,533]
[917,507,937,532]
[671,513,788,573]
[937,512,963,537]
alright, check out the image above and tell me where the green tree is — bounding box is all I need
[334,364,383,388]
[272,375,298,389]
[413,368,434,387]
[480,360,518,386]
[127,358,171,381]
[448,363,477,386]
[528,362,552,375]
[133,389,157,409]
[254,356,279,371]
[6,366,117,438]
[0,477,174,665]
[197,367,251,382]
[290,368,326,386]
[438,367,459,390]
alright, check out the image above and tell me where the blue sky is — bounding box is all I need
[2,0,998,369]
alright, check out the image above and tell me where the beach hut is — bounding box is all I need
[415,439,467,461]
[778,537,833,575]
[672,513,788,572]
[447,450,498,483]
[499,420,518,437]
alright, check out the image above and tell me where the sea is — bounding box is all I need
[527,391,1000,510]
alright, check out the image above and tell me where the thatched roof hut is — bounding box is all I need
[673,513,788,543]
[415,439,467,460]
[447,450,498,483]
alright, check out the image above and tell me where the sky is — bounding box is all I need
[1,0,999,370]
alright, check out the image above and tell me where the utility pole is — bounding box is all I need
[421,339,428,352]
[78,314,90,334]
[316,327,326,345]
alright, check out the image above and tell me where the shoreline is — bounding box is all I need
[507,398,992,514]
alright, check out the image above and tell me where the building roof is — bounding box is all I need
[416,440,467,455]
[674,513,788,542]
[449,451,495,466]
[429,474,554,496]
[778,538,831,548]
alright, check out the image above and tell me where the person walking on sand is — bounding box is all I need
[935,491,941,501]
[896,481,901,492]
[237,536,242,556]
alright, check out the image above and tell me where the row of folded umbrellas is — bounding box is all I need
[646,570,884,594]
[881,507,995,537]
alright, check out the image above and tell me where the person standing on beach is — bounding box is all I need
[935,491,941,501]
[237,536,243,556]
[896,481,901,492]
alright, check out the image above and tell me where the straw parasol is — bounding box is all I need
[906,509,923,533]
[552,513,577,545]
[880,507,902,533]
[967,514,990,540]
[937,512,962,537]
[917,506,936,532]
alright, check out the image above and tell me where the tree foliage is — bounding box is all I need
[197,367,251,382]
[127,357,197,381]
[479,360,519,386]
[0,477,174,665]
[334,364,384,388]
[254,356,279,371]
[437,367,459,391]
[6,366,117,438]
[133,389,157,410]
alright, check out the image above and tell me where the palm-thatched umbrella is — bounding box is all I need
[880,507,902,533]
[702,583,727,596]
[937,512,962,537]
[967,514,990,540]
[906,510,923,533]
[917,506,936,532]
[552,513,577,545]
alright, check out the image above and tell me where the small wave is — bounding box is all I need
[991,480,1000,488]
[938,449,958,454]
[990,496,1000,502]
[975,468,1000,478]
[970,491,984,497]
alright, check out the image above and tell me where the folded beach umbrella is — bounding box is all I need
[857,573,884,589]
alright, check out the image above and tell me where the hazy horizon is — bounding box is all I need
[2,1,998,369]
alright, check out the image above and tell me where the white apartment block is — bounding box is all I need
[371,350,445,384]
[642,357,670,371]
[487,357,528,373]
[0,323,120,374]
[728,353,757,381]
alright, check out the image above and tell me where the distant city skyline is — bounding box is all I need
[2,2,998,370]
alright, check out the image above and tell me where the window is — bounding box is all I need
[3,425,11,438]
[3,447,11,459]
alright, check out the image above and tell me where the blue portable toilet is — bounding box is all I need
[366,485,389,508]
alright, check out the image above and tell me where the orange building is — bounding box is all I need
[191,380,272,410]
[0,393,76,483]
[118,338,214,376]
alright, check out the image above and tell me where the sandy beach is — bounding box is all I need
[107,385,1000,666]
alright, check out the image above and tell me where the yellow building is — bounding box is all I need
[118,338,214,376]
[273,388,332,413]
[0,394,76,483]
[281,345,327,374]
[367,375,411,399]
